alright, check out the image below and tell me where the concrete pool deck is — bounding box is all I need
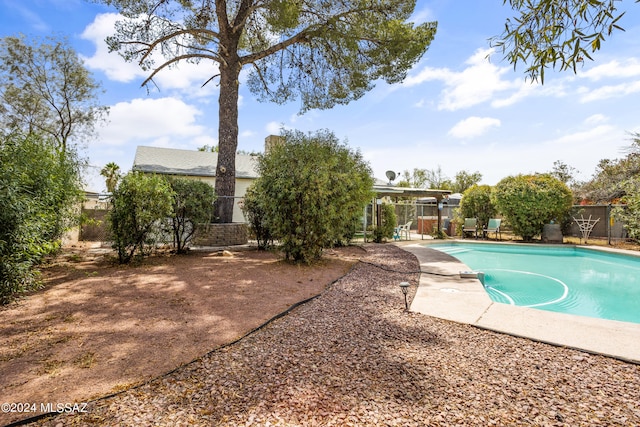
[399,242,640,364]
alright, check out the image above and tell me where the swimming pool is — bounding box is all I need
[429,243,640,324]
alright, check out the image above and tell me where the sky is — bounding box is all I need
[1,0,639,193]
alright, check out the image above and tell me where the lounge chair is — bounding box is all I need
[462,218,478,239]
[483,218,502,240]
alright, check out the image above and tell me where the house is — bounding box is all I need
[132,145,259,223]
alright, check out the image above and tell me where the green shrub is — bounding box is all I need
[248,129,374,263]
[492,174,573,241]
[613,178,640,241]
[241,184,275,250]
[166,178,216,253]
[372,203,397,243]
[109,172,174,263]
[458,184,496,230]
[0,133,82,303]
[431,228,448,240]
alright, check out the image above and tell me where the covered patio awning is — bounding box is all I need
[373,184,452,199]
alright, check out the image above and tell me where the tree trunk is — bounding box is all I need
[214,50,241,223]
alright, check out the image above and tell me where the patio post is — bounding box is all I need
[436,195,443,234]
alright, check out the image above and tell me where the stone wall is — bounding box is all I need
[193,223,248,246]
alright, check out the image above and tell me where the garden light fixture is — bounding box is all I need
[399,282,410,310]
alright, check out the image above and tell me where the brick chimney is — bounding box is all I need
[264,135,284,154]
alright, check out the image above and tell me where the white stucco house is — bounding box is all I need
[132,145,259,223]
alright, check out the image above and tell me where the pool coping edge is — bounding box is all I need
[401,243,640,364]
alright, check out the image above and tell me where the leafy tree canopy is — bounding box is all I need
[398,166,452,189]
[1,133,83,303]
[579,132,640,203]
[94,0,436,223]
[398,167,481,193]
[550,160,580,187]
[100,162,121,193]
[101,0,437,111]
[248,128,374,263]
[372,203,397,243]
[398,168,430,188]
[452,170,483,194]
[492,174,573,241]
[166,177,216,253]
[582,132,640,241]
[613,179,640,241]
[459,184,496,230]
[109,171,175,263]
[0,34,108,154]
[492,0,638,82]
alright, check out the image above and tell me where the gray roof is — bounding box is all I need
[132,146,259,179]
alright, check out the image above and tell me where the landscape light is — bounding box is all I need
[399,282,411,310]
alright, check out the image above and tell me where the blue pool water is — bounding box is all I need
[429,243,640,324]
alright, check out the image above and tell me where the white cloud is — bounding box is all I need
[363,131,623,187]
[97,97,208,146]
[147,134,216,149]
[81,13,220,97]
[80,13,146,83]
[404,48,522,111]
[409,5,436,24]
[584,114,608,126]
[439,50,519,111]
[548,124,617,146]
[580,58,640,81]
[490,79,559,107]
[569,58,640,102]
[362,114,628,186]
[402,66,451,87]
[535,124,627,179]
[265,121,284,135]
[152,60,220,96]
[490,82,534,108]
[148,136,172,148]
[264,118,299,135]
[448,116,501,139]
[578,80,640,102]
[289,113,301,123]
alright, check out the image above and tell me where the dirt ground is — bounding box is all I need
[0,245,363,426]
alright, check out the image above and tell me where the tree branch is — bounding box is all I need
[141,53,219,87]
[138,27,221,65]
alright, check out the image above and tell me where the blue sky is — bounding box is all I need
[1,0,639,192]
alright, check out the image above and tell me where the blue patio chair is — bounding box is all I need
[483,218,502,240]
[462,218,478,239]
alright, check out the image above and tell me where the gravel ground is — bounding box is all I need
[28,244,640,426]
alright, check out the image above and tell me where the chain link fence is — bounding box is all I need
[79,197,630,245]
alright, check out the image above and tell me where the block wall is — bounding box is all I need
[194,223,248,246]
